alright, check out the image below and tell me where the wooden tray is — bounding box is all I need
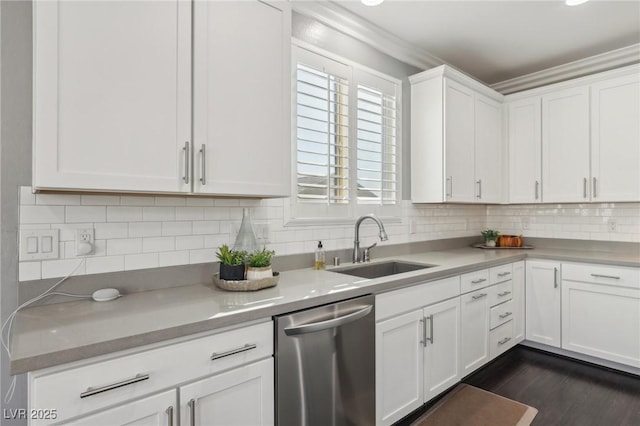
[473,244,534,250]
[212,272,279,291]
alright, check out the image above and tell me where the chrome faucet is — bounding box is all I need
[353,214,389,263]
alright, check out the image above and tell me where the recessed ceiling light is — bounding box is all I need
[566,0,589,6]
[361,0,384,6]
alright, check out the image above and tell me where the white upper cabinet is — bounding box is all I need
[193,1,290,197]
[33,0,192,193]
[411,66,504,203]
[590,73,640,202]
[507,97,542,203]
[33,0,291,197]
[541,86,591,202]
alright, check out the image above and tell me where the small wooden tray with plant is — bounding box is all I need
[213,245,279,291]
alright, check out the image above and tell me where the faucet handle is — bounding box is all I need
[363,242,377,262]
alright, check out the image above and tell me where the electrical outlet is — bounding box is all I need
[522,218,530,230]
[608,220,617,232]
[75,228,95,256]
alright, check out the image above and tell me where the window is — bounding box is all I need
[291,45,401,222]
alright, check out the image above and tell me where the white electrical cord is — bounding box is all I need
[1,258,86,403]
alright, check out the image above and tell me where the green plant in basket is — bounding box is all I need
[216,244,247,266]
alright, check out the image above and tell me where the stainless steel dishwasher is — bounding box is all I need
[275,294,375,426]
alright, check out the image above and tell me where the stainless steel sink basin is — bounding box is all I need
[333,261,436,279]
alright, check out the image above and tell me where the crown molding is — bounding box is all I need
[491,43,640,94]
[291,1,443,71]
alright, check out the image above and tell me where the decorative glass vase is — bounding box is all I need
[233,208,259,254]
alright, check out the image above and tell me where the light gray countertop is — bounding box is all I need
[10,246,639,374]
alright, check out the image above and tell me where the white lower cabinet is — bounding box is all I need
[28,321,274,426]
[180,358,274,426]
[525,260,562,347]
[460,288,490,375]
[561,263,640,368]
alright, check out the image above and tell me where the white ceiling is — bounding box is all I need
[332,0,640,85]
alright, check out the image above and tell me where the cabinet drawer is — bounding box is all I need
[461,269,490,294]
[29,321,273,425]
[487,281,513,307]
[376,276,460,321]
[490,300,514,330]
[490,264,513,285]
[490,320,515,359]
[562,263,639,289]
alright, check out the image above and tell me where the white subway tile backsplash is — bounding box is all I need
[66,206,106,223]
[107,206,143,222]
[85,256,125,275]
[51,223,93,242]
[192,221,220,235]
[81,195,120,206]
[162,221,192,236]
[107,238,143,256]
[204,207,230,220]
[121,196,156,206]
[143,237,175,253]
[176,207,204,221]
[159,250,190,267]
[186,198,214,207]
[20,187,36,205]
[189,248,216,264]
[175,235,204,251]
[155,197,186,207]
[36,193,81,206]
[95,223,128,240]
[41,258,85,279]
[19,262,41,281]
[124,253,159,271]
[20,205,65,224]
[143,207,175,222]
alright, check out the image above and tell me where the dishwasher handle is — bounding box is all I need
[284,305,373,336]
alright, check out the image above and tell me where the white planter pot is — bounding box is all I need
[246,266,273,280]
[485,239,497,247]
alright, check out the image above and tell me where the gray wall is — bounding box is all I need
[292,12,423,200]
[1,1,31,423]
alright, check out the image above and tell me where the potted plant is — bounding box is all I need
[481,229,500,247]
[216,244,247,281]
[246,248,275,280]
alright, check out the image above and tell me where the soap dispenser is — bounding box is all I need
[314,241,326,270]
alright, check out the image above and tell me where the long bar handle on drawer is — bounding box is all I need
[497,272,511,277]
[498,291,511,297]
[499,312,512,319]
[199,144,206,185]
[471,278,487,284]
[590,273,620,280]
[183,142,190,184]
[211,343,257,361]
[498,337,511,345]
[80,373,149,398]
[188,399,196,426]
[553,267,558,288]
[472,293,488,300]
[166,406,174,426]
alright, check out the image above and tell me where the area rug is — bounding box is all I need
[411,384,538,426]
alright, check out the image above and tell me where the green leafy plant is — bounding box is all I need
[481,229,500,241]
[216,244,247,266]
[246,248,275,268]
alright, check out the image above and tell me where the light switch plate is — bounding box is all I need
[20,229,59,261]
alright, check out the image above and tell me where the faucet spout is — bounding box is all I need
[353,214,388,263]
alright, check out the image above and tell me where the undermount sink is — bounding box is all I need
[334,261,437,279]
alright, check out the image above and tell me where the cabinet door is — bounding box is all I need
[444,79,476,202]
[460,288,490,375]
[591,73,640,202]
[193,1,290,197]
[60,390,176,426]
[376,310,424,426]
[525,261,561,347]
[423,298,460,402]
[512,261,526,343]
[542,86,590,202]
[562,281,640,368]
[474,94,503,203]
[508,97,542,203]
[180,358,274,426]
[33,1,191,193]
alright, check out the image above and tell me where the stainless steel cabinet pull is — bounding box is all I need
[497,272,511,277]
[498,291,511,297]
[183,142,190,184]
[187,399,196,426]
[583,177,588,198]
[553,267,559,288]
[472,293,488,300]
[593,177,597,198]
[476,179,482,199]
[166,406,174,426]
[420,317,427,347]
[535,180,540,200]
[446,176,452,198]
[590,273,620,280]
[498,337,511,345]
[80,373,149,398]
[471,278,487,284]
[211,343,257,361]
[199,144,206,185]
[499,312,512,319]
[284,305,372,335]
[425,314,434,345]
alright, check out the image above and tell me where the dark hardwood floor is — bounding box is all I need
[399,346,640,426]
